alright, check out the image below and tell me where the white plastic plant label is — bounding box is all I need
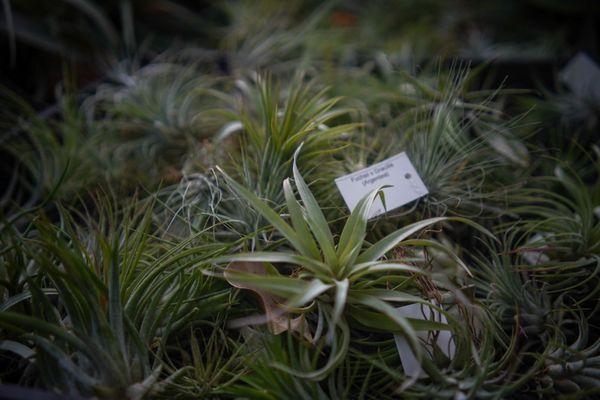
[560,52,600,101]
[394,303,455,378]
[335,152,428,218]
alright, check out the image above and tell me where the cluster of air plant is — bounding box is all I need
[0,87,104,210]
[1,1,598,399]
[0,196,236,398]
[320,60,531,225]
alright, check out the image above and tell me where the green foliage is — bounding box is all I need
[536,315,600,397]
[327,63,527,220]
[87,62,229,179]
[214,147,494,383]
[1,2,598,398]
[223,74,358,203]
[0,89,104,209]
[227,330,399,400]
[0,198,233,397]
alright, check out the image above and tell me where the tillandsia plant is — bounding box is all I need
[183,73,361,240]
[509,161,600,260]
[216,0,333,74]
[221,73,360,203]
[500,153,600,313]
[157,318,249,399]
[226,330,402,400]
[151,72,361,242]
[211,145,495,383]
[471,233,558,344]
[0,86,105,211]
[326,63,527,222]
[0,196,234,398]
[535,313,600,398]
[81,60,233,190]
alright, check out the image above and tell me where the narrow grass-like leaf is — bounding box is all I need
[287,279,333,308]
[0,340,34,359]
[106,239,126,361]
[331,279,349,329]
[0,289,58,312]
[213,252,331,277]
[337,187,386,269]
[30,335,100,388]
[350,294,421,363]
[292,145,337,266]
[357,217,495,263]
[273,312,350,381]
[351,308,450,332]
[349,262,423,280]
[283,178,320,259]
[217,166,306,253]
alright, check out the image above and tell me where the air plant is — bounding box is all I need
[83,61,231,188]
[535,312,600,398]
[326,63,528,222]
[150,72,360,243]
[0,197,233,398]
[501,153,600,313]
[157,321,248,399]
[471,234,557,344]
[226,330,400,400]
[1,2,598,398]
[0,88,104,211]
[186,73,361,240]
[509,161,600,260]
[212,146,493,383]
[216,0,333,74]
[222,74,359,202]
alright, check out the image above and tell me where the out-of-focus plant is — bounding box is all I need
[0,197,233,398]
[216,0,333,74]
[0,88,105,211]
[510,162,599,260]
[533,310,600,398]
[326,64,528,222]
[84,61,232,187]
[226,330,400,400]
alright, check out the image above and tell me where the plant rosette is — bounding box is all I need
[211,145,495,382]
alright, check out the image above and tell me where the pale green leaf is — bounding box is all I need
[283,178,320,259]
[292,145,337,266]
[213,252,331,278]
[217,166,306,254]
